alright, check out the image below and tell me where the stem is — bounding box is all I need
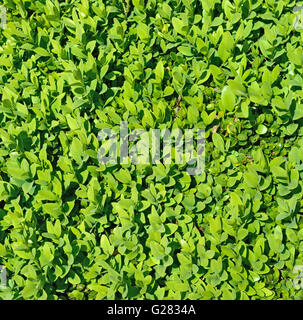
[121,0,130,15]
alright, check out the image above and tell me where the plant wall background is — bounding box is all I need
[1,0,303,300]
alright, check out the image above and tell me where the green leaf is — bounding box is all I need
[172,17,187,35]
[155,61,164,81]
[212,132,225,153]
[187,105,199,124]
[244,168,259,189]
[11,243,32,259]
[101,234,114,255]
[114,169,132,184]
[34,47,51,57]
[177,45,193,56]
[256,124,267,135]
[137,22,150,42]
[39,243,54,267]
[294,104,303,120]
[70,137,83,164]
[209,216,221,234]
[221,86,236,112]
[218,31,234,63]
[150,241,165,260]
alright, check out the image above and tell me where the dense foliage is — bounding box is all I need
[1,0,303,300]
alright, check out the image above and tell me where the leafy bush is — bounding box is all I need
[1,0,303,300]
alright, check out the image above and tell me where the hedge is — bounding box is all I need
[1,0,303,300]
